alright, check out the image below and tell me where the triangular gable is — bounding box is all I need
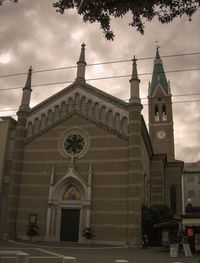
[26,81,129,140]
[152,84,168,97]
[29,81,128,116]
[26,110,128,144]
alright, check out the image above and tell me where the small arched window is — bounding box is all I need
[27,122,33,137]
[54,105,60,121]
[114,113,121,131]
[94,102,100,120]
[162,105,167,121]
[34,118,39,133]
[107,110,113,127]
[170,186,176,213]
[63,186,81,201]
[154,105,159,121]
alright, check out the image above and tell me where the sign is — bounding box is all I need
[170,244,178,257]
[187,228,193,237]
[183,243,192,257]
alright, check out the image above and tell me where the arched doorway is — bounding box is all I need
[45,166,92,242]
[60,185,82,242]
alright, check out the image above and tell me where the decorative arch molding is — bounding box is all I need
[45,164,92,242]
[51,169,88,203]
[27,92,129,138]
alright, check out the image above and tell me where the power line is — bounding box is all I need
[0,67,200,93]
[0,52,199,79]
[0,98,200,117]
[1,91,200,112]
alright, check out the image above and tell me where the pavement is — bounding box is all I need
[0,239,199,263]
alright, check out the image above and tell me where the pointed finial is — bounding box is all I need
[131,54,139,80]
[28,65,32,74]
[18,65,33,112]
[75,43,87,82]
[78,43,86,64]
[129,54,140,103]
[148,81,151,96]
[24,65,33,90]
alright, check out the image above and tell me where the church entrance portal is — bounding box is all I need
[60,209,80,242]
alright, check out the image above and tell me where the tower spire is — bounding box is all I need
[150,48,169,96]
[19,66,32,112]
[75,43,87,83]
[129,55,140,103]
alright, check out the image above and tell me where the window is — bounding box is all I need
[170,186,176,213]
[188,190,195,198]
[187,175,194,183]
[154,105,159,121]
[162,105,167,121]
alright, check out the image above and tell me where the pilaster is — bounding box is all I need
[127,102,143,244]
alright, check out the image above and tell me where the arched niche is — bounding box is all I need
[80,96,87,114]
[54,105,60,121]
[40,114,46,130]
[100,106,106,123]
[87,100,93,117]
[27,122,33,137]
[114,113,121,131]
[121,117,128,134]
[106,110,113,127]
[68,97,73,113]
[47,110,54,126]
[74,93,80,110]
[33,118,40,134]
[94,102,100,120]
[60,101,66,117]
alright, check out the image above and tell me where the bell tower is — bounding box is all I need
[148,48,175,161]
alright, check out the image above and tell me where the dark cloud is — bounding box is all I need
[0,0,199,162]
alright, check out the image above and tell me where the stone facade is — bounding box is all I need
[183,161,200,208]
[0,46,184,244]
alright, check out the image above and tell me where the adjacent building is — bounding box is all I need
[183,161,200,208]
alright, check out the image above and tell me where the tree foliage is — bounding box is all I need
[142,204,176,246]
[53,0,200,40]
[0,0,17,5]
[1,0,199,40]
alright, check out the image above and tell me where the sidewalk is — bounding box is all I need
[0,240,199,263]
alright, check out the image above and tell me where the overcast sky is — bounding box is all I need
[0,0,200,163]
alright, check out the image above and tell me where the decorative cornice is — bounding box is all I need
[25,110,128,144]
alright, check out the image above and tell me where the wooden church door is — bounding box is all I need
[60,209,80,242]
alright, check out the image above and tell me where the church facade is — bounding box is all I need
[0,45,183,245]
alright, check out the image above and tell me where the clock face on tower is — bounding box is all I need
[157,130,166,139]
